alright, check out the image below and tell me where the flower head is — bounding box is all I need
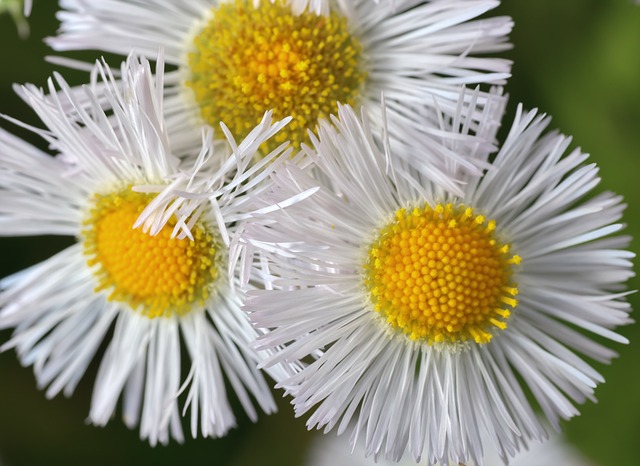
[0,51,292,445]
[306,427,596,466]
[241,103,634,464]
[48,0,511,175]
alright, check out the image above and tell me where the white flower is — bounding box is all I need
[0,51,292,445]
[240,103,634,464]
[48,0,512,177]
[305,427,596,466]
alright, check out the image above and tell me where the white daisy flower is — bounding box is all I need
[47,0,512,174]
[240,103,634,464]
[0,51,293,445]
[305,427,596,466]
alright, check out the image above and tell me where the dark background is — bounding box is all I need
[0,1,638,465]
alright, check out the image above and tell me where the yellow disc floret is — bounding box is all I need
[364,204,521,345]
[82,189,219,318]
[186,0,366,153]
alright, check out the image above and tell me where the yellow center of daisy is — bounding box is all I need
[82,189,219,318]
[364,204,521,345]
[186,0,366,152]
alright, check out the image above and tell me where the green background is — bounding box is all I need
[0,1,638,465]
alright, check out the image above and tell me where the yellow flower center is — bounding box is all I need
[186,0,366,153]
[364,204,521,345]
[82,189,219,318]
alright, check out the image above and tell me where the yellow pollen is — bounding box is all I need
[186,0,366,153]
[363,203,520,345]
[82,189,219,318]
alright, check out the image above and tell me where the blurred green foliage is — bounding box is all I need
[0,1,638,465]
[0,0,29,38]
